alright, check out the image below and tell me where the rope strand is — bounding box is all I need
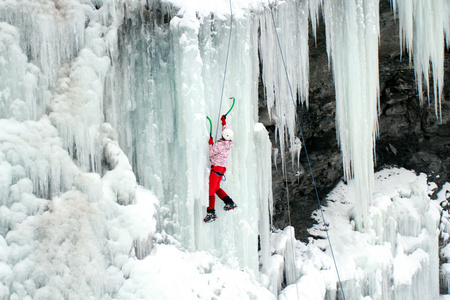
[215,0,233,141]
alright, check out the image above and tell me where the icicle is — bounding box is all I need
[259,0,309,172]
[290,137,302,169]
[322,0,380,229]
[309,0,323,43]
[391,0,448,120]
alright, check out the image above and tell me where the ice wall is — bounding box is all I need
[0,0,90,121]
[0,1,157,297]
[1,3,275,297]
[0,0,116,174]
[101,2,273,276]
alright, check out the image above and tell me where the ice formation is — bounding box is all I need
[391,0,450,119]
[321,0,381,229]
[259,0,309,168]
[0,0,273,297]
[307,168,441,299]
[0,0,448,299]
[437,183,450,294]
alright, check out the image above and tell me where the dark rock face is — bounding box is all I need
[376,1,450,189]
[261,0,450,242]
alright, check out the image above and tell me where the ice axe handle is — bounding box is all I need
[206,116,212,136]
[225,97,235,116]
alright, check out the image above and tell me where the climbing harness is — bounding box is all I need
[267,1,346,299]
[212,169,227,181]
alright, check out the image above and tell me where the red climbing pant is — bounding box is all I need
[208,166,229,210]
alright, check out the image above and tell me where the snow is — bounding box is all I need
[0,0,449,299]
[118,244,274,300]
[307,168,441,299]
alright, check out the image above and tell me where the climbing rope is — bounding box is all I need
[267,1,346,299]
[281,156,301,300]
[214,0,233,141]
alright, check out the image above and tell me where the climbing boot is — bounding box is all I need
[223,196,237,211]
[204,209,218,223]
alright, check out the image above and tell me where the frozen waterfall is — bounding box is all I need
[0,0,273,296]
[0,0,449,299]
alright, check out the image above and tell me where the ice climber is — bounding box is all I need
[204,115,237,223]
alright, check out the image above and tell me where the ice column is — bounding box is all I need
[104,2,200,247]
[254,123,274,272]
[322,0,380,229]
[106,2,179,199]
[194,11,264,275]
[171,12,209,250]
[391,0,450,119]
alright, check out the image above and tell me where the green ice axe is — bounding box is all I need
[210,97,236,141]
[206,116,212,137]
[225,97,235,116]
